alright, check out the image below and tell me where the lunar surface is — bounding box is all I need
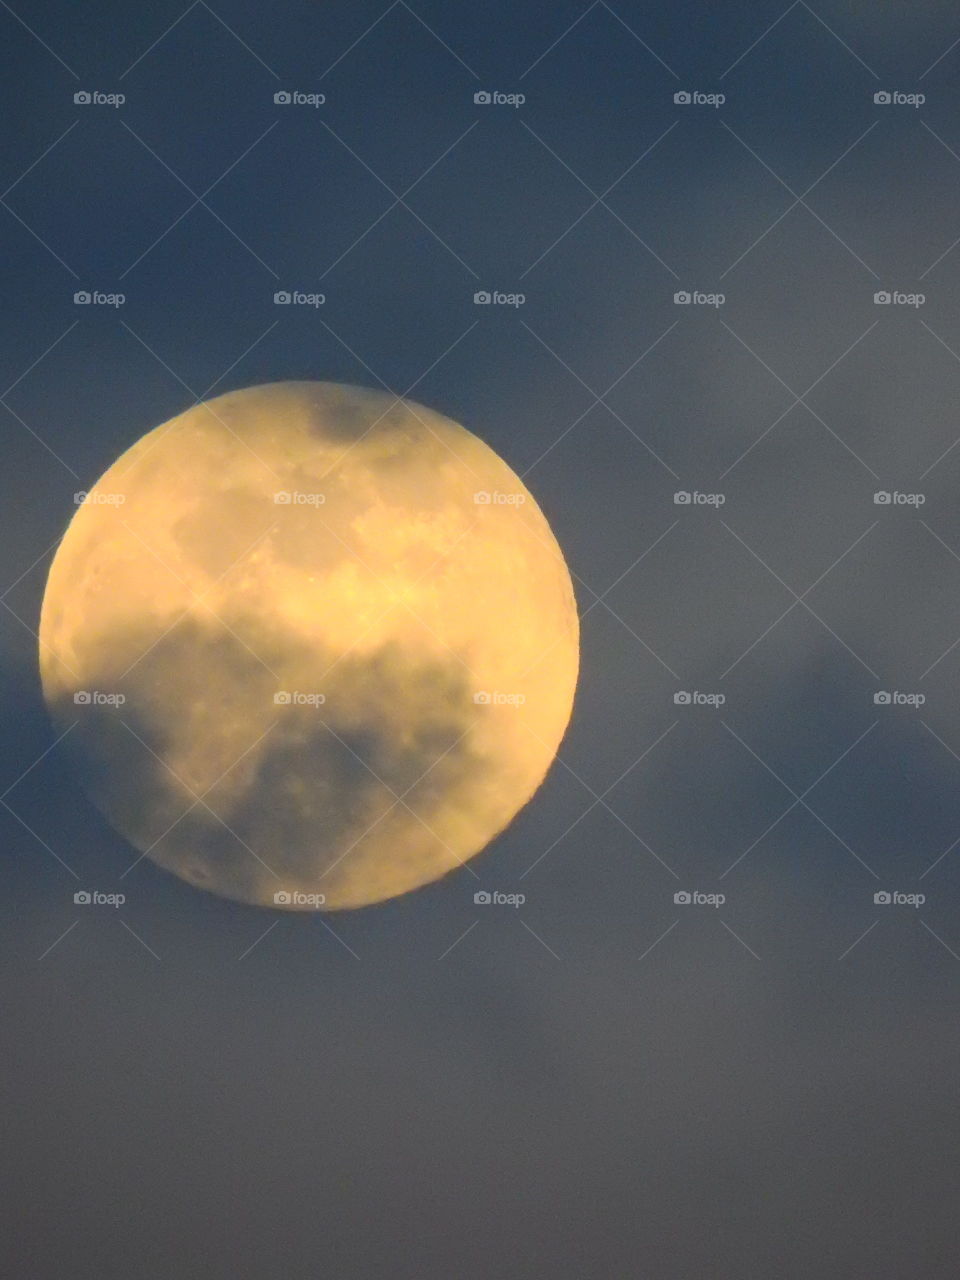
[39,382,579,909]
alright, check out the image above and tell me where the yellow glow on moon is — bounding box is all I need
[39,382,579,910]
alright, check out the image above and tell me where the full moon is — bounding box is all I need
[39,382,579,910]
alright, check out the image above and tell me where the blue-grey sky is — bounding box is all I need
[3,3,960,1277]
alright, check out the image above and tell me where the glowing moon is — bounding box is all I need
[39,382,579,910]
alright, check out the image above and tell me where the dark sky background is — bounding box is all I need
[3,2,960,1276]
